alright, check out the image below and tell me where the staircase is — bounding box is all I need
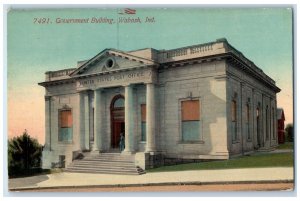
[65,152,145,175]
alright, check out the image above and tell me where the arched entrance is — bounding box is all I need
[110,95,125,149]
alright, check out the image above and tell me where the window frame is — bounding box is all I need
[178,97,203,144]
[58,108,73,143]
[231,99,238,142]
[246,102,252,141]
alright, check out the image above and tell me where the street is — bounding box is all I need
[13,182,293,192]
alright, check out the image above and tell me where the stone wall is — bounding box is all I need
[158,60,229,159]
[226,62,278,156]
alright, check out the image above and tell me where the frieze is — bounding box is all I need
[76,68,155,89]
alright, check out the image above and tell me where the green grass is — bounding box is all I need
[147,152,294,173]
[277,142,294,150]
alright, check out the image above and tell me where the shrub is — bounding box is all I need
[285,124,294,142]
[8,130,42,177]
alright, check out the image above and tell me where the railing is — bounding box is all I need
[160,43,214,62]
[46,68,76,81]
[50,69,75,78]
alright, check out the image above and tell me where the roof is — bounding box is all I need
[38,38,281,93]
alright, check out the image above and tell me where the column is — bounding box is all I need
[79,91,90,150]
[146,83,156,152]
[44,96,51,150]
[93,89,104,151]
[124,84,135,153]
[84,91,90,150]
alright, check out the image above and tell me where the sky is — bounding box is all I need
[7,7,293,144]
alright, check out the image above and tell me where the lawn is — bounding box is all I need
[277,142,294,150]
[147,152,294,173]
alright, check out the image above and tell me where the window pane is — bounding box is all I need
[141,122,146,141]
[59,128,72,142]
[182,100,200,121]
[231,101,237,121]
[246,104,250,123]
[114,98,124,108]
[61,110,72,128]
[182,121,200,141]
[141,104,146,122]
[232,122,237,141]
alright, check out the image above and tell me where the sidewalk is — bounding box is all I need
[9,167,294,191]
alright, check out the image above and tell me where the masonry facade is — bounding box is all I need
[39,39,281,170]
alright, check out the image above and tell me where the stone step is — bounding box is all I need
[65,169,140,175]
[65,152,144,175]
[69,163,136,169]
[70,160,134,165]
[66,166,142,174]
[67,165,138,171]
[82,159,134,163]
[85,154,134,159]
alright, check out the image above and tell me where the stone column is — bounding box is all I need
[79,91,90,150]
[146,83,156,152]
[84,91,90,150]
[93,89,104,151]
[124,84,135,153]
[44,96,51,150]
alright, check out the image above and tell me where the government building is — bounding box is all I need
[39,39,281,174]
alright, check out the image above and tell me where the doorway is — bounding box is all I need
[110,95,125,149]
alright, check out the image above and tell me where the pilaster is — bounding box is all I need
[93,89,104,151]
[124,84,135,153]
[44,96,51,150]
[145,83,156,152]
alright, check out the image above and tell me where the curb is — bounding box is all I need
[9,179,294,191]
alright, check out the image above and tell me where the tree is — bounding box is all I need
[285,124,294,142]
[8,130,42,177]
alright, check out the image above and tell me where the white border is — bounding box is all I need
[1,1,299,200]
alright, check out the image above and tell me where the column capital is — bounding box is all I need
[77,89,91,95]
[122,83,134,87]
[44,96,51,101]
[144,82,159,87]
[94,88,103,92]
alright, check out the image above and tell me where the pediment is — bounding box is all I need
[70,49,156,77]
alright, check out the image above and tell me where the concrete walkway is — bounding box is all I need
[9,167,294,191]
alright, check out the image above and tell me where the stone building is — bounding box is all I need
[39,39,280,172]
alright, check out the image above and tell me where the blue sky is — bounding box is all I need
[7,8,293,143]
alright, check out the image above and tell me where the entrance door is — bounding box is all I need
[110,95,125,149]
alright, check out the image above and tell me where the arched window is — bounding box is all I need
[113,97,124,108]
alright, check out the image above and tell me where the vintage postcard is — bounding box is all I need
[6,6,294,193]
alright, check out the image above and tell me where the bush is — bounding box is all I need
[8,130,42,177]
[285,124,294,142]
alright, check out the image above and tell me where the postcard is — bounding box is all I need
[7,6,294,193]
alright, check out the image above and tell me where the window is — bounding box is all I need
[256,107,261,146]
[266,106,269,140]
[231,100,237,141]
[246,103,251,140]
[141,104,146,141]
[59,110,73,142]
[181,100,200,141]
[114,98,124,108]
